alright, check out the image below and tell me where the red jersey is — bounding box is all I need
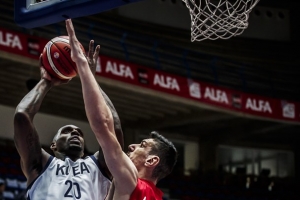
[129,179,163,200]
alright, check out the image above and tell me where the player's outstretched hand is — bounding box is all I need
[65,19,86,65]
[87,40,100,75]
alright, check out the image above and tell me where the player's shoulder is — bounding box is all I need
[93,151,100,159]
[82,151,102,167]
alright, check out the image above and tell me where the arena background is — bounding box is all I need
[0,0,299,199]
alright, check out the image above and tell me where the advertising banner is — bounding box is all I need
[96,55,300,123]
[1,28,299,123]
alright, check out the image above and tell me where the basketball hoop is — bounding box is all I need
[182,0,260,42]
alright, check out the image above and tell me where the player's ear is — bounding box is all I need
[145,155,159,167]
[50,142,57,151]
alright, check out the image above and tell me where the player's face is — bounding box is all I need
[127,139,155,169]
[54,125,85,156]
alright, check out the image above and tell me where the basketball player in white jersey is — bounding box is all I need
[65,19,178,200]
[14,38,123,199]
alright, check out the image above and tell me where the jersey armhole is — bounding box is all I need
[89,155,111,180]
[26,156,54,191]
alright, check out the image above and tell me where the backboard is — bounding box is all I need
[15,0,144,29]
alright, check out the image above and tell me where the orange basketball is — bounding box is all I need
[41,36,85,80]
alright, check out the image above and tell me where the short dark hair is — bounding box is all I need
[149,131,177,181]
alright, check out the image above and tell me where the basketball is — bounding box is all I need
[41,36,85,80]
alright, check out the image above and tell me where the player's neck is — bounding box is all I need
[67,155,81,162]
[137,168,158,185]
[55,152,81,161]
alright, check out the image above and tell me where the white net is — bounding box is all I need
[182,0,260,42]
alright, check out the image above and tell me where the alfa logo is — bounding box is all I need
[0,31,23,50]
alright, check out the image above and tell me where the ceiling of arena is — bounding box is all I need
[0,0,299,149]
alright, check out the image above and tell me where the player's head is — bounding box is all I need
[50,125,85,158]
[127,131,177,181]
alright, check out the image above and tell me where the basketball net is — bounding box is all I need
[182,0,260,42]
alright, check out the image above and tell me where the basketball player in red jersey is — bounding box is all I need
[14,35,123,199]
[66,18,177,200]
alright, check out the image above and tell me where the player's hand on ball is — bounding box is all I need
[40,55,70,86]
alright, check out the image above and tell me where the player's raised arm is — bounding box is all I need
[66,19,137,196]
[86,39,124,149]
[86,39,124,179]
[14,63,67,185]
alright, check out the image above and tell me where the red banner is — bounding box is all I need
[1,27,299,123]
[0,28,48,59]
[96,55,300,123]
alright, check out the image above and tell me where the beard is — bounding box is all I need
[66,145,83,157]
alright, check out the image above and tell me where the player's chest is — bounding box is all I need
[49,160,96,179]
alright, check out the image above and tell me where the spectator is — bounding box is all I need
[0,179,5,200]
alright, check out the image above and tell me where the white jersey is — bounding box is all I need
[27,155,111,200]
